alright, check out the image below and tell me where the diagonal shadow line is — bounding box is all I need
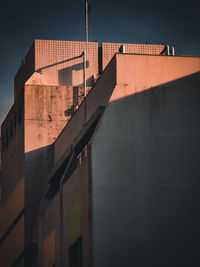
[36,54,84,73]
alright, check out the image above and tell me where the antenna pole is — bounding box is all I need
[83,51,86,97]
[85,0,88,42]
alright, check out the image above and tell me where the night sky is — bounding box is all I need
[0,0,199,126]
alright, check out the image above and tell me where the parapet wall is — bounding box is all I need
[14,40,99,100]
[102,42,165,70]
[14,40,165,100]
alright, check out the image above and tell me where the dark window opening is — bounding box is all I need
[39,108,104,213]
[45,115,100,200]
[69,237,82,267]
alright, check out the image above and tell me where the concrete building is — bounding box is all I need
[0,40,200,267]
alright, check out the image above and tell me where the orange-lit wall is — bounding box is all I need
[24,83,75,248]
[14,40,99,100]
[2,40,199,267]
[101,42,165,70]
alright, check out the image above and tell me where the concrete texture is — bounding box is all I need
[1,39,200,267]
[54,55,117,164]
[0,216,24,266]
[37,152,91,267]
[102,42,165,70]
[24,83,74,249]
[0,90,24,266]
[91,54,200,267]
[14,40,99,99]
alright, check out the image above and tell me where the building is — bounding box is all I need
[0,40,200,267]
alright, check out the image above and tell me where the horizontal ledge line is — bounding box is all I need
[97,130,200,137]
[94,234,194,240]
[92,181,200,187]
[25,119,68,121]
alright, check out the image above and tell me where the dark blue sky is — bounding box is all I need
[0,0,200,125]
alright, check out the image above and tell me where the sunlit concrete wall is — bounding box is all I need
[53,55,117,165]
[1,39,99,266]
[101,42,165,70]
[34,40,99,87]
[24,83,75,249]
[14,40,99,100]
[91,54,200,267]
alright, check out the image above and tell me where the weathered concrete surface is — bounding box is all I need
[54,55,117,164]
[38,151,91,267]
[0,92,24,204]
[14,40,99,100]
[1,41,200,267]
[0,91,24,266]
[91,54,200,267]
[0,215,24,266]
[102,42,165,70]
[1,39,99,266]
[24,84,74,248]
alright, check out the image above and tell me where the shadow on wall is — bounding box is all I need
[64,76,95,117]
[92,71,200,267]
[23,71,200,267]
[58,61,89,86]
[24,145,53,239]
[36,55,91,86]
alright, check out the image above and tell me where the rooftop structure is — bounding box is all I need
[0,40,200,267]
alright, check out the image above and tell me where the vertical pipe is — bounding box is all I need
[167,45,170,55]
[122,45,125,53]
[171,47,175,55]
[83,51,86,97]
[85,0,88,42]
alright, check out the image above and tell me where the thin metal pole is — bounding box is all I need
[85,0,88,42]
[171,47,175,56]
[167,45,170,55]
[83,51,86,97]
